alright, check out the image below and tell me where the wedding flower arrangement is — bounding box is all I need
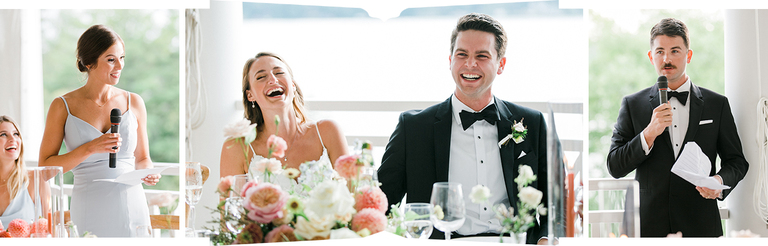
[498,118,528,147]
[470,164,546,243]
[212,117,392,244]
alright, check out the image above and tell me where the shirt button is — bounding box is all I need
[484,207,487,211]
[674,125,677,128]
[480,160,484,164]
[673,107,676,110]
[676,144,679,147]
[477,136,481,139]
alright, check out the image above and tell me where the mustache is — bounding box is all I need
[663,63,676,69]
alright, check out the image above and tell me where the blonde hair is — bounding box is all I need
[0,115,27,200]
[241,52,308,132]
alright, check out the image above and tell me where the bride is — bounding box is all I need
[220,52,349,179]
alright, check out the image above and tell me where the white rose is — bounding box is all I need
[304,180,356,223]
[513,121,526,132]
[517,165,536,184]
[294,212,335,240]
[518,186,543,206]
[469,185,492,204]
[330,228,362,240]
[223,118,257,143]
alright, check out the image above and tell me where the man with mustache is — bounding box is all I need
[606,18,749,237]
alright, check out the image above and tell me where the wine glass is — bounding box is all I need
[224,174,248,234]
[403,203,434,239]
[429,182,465,240]
[185,162,203,237]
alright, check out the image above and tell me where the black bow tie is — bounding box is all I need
[459,104,498,130]
[668,91,690,106]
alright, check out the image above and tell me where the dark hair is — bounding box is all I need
[76,25,124,72]
[450,13,508,59]
[650,18,690,49]
[241,52,307,132]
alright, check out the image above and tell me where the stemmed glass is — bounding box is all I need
[403,203,434,239]
[185,162,203,237]
[429,182,465,240]
[224,174,248,234]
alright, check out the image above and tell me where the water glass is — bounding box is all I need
[429,182,466,240]
[403,203,433,239]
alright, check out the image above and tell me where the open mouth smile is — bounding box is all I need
[461,73,481,81]
[266,87,285,98]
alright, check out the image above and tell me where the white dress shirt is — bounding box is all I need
[448,94,508,235]
[641,78,691,158]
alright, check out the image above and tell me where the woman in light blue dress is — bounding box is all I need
[38,25,160,237]
[219,52,349,179]
[0,116,34,229]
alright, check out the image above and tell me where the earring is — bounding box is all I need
[251,101,255,108]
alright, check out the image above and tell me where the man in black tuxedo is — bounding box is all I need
[378,13,548,244]
[607,18,749,237]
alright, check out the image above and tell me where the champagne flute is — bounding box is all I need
[185,162,203,237]
[224,174,248,234]
[403,203,434,239]
[429,182,465,240]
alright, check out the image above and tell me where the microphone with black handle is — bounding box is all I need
[657,75,668,132]
[110,108,121,168]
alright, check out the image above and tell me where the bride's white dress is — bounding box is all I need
[247,123,330,185]
[61,95,150,237]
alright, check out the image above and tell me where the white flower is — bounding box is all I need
[294,211,335,240]
[254,158,283,174]
[304,180,356,223]
[515,165,536,187]
[223,118,257,143]
[518,186,543,206]
[469,184,492,204]
[513,120,526,132]
[330,228,362,239]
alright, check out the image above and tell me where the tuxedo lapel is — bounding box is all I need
[683,84,704,145]
[495,98,518,205]
[434,98,452,182]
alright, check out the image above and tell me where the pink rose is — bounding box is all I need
[254,158,283,174]
[243,182,288,224]
[267,134,287,158]
[354,186,388,213]
[334,154,361,179]
[218,175,234,196]
[350,208,387,234]
[240,180,259,198]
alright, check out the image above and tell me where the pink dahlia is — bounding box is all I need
[243,182,288,223]
[264,224,298,243]
[350,208,387,234]
[267,134,287,158]
[334,154,361,179]
[354,186,388,213]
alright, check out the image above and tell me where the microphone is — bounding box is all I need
[110,108,121,168]
[657,76,668,132]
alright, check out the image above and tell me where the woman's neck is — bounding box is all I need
[0,162,12,182]
[82,79,112,102]
[260,108,299,139]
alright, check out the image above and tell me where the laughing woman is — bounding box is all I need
[0,116,34,229]
[220,52,349,180]
[38,25,160,237]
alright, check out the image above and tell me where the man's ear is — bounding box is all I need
[497,57,506,75]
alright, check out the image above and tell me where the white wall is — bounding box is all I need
[725,9,768,236]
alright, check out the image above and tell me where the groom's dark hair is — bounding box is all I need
[650,18,690,49]
[450,13,508,59]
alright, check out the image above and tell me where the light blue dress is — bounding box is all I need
[61,94,150,237]
[0,186,34,228]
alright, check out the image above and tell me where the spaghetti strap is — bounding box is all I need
[60,97,71,114]
[315,122,326,149]
[126,91,131,108]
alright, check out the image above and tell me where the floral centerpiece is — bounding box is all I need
[470,165,547,243]
[211,117,392,244]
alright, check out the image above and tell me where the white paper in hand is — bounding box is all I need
[671,142,730,190]
[94,166,170,185]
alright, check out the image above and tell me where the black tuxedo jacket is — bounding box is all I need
[607,83,749,237]
[378,96,548,243]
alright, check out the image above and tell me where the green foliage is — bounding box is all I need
[588,10,724,179]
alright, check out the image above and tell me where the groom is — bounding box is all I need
[377,13,548,244]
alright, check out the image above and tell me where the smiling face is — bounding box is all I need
[0,122,22,165]
[450,30,506,104]
[246,56,296,110]
[88,42,125,85]
[648,35,692,89]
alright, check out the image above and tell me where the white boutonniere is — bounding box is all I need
[498,118,527,148]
